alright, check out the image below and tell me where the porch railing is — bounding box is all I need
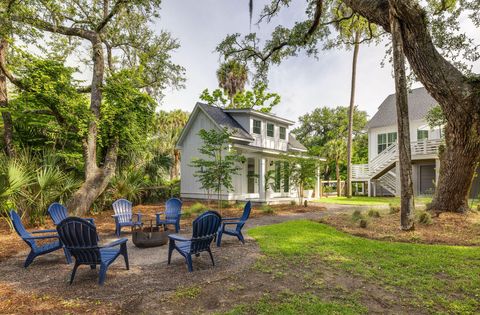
[352,138,443,180]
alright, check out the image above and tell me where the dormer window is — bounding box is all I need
[253,120,261,134]
[279,127,286,140]
[267,123,274,137]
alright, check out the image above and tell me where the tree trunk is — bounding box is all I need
[346,31,360,198]
[429,122,478,213]
[0,38,15,157]
[170,149,180,180]
[343,0,480,213]
[390,5,414,230]
[336,160,341,196]
[67,36,119,215]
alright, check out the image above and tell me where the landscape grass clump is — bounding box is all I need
[290,200,297,206]
[359,219,368,228]
[261,204,274,214]
[367,209,381,218]
[189,202,209,214]
[389,205,401,214]
[219,200,231,208]
[417,210,433,225]
[351,210,364,222]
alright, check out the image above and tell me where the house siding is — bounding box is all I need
[368,119,441,162]
[180,110,218,197]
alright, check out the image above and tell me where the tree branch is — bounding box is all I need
[96,0,127,32]
[0,39,26,90]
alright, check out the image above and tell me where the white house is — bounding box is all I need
[352,87,480,198]
[176,103,323,203]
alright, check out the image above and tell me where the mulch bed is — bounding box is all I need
[320,209,480,246]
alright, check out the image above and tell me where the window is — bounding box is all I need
[253,120,261,134]
[267,123,274,137]
[377,132,397,154]
[283,162,289,192]
[275,161,282,192]
[279,127,286,140]
[417,130,428,140]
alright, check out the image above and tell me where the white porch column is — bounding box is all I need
[367,180,371,197]
[315,166,321,199]
[373,180,377,197]
[259,158,266,202]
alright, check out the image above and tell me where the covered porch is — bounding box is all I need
[232,144,322,204]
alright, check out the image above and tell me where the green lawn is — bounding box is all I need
[244,220,480,314]
[315,196,432,206]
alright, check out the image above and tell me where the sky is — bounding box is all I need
[155,0,478,121]
[156,0,406,120]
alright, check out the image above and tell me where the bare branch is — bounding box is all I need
[96,0,128,32]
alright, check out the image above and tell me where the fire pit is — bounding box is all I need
[132,218,171,248]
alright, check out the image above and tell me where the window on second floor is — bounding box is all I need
[417,130,428,140]
[279,126,286,140]
[378,132,397,154]
[267,123,274,137]
[253,120,261,134]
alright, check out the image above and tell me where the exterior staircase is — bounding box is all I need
[352,139,443,196]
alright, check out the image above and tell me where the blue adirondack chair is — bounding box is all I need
[47,202,95,225]
[10,210,71,268]
[216,201,251,247]
[156,198,182,232]
[112,199,142,236]
[56,217,129,285]
[168,211,221,272]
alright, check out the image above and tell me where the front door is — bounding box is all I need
[247,158,256,194]
[419,165,435,195]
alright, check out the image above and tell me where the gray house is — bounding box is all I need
[176,103,322,203]
[352,87,480,197]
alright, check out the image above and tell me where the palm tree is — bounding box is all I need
[153,110,189,180]
[216,60,248,106]
[324,138,346,197]
[332,4,378,198]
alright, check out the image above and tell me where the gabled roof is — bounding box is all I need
[176,103,254,148]
[224,109,295,125]
[288,134,308,152]
[367,87,438,129]
[197,103,254,141]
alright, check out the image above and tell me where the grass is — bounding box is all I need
[174,286,201,300]
[248,220,480,314]
[224,293,366,315]
[315,196,432,206]
[316,196,480,208]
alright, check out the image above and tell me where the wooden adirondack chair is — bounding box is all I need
[156,198,182,232]
[56,217,129,285]
[216,201,251,247]
[10,210,71,268]
[47,202,95,225]
[112,199,142,236]
[168,211,221,272]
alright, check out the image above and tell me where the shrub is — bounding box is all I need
[189,202,208,214]
[290,200,297,206]
[219,200,231,209]
[359,219,368,228]
[389,206,401,214]
[367,210,381,218]
[261,204,274,214]
[351,210,364,222]
[182,211,192,219]
[417,210,433,225]
[303,200,308,207]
